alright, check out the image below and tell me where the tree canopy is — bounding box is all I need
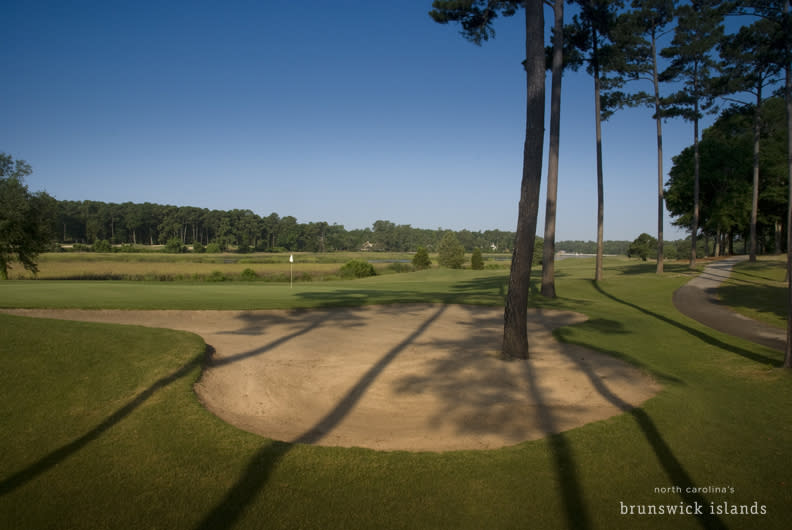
[0,154,56,279]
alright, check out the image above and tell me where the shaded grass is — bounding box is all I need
[2,257,792,529]
[717,256,786,329]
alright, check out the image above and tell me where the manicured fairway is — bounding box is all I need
[1,258,791,529]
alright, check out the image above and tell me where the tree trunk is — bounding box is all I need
[784,0,792,369]
[652,28,664,274]
[750,87,762,262]
[593,25,605,282]
[691,113,700,268]
[502,1,545,360]
[775,220,782,254]
[541,0,563,298]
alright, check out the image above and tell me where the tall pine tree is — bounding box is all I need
[430,1,546,359]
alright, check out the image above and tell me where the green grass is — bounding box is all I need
[717,256,787,329]
[6,251,512,280]
[2,257,791,529]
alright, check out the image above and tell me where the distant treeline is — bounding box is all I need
[54,200,521,253]
[53,199,699,256]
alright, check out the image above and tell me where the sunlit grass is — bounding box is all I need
[1,257,791,529]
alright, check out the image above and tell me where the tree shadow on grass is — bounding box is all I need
[0,345,208,497]
[593,281,782,366]
[0,307,363,499]
[555,344,728,530]
[192,305,449,530]
[716,284,787,322]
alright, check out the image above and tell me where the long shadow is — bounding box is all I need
[390,305,592,529]
[210,308,366,367]
[556,346,727,530]
[1,308,349,498]
[0,346,208,497]
[193,305,448,530]
[523,363,591,530]
[593,281,781,366]
[717,284,787,321]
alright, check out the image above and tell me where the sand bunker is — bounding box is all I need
[4,304,660,451]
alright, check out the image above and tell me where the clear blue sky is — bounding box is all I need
[3,0,729,241]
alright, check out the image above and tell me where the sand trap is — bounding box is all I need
[3,304,660,451]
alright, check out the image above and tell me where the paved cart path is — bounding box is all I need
[672,256,785,352]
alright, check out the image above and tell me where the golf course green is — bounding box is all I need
[1,256,790,529]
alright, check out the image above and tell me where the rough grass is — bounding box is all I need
[1,257,791,529]
[717,256,787,329]
[6,251,511,281]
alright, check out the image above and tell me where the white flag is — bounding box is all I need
[289,254,293,263]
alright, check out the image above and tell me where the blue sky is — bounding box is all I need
[2,0,735,241]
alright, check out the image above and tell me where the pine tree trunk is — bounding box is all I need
[652,29,664,274]
[502,1,545,360]
[593,25,605,282]
[750,88,762,262]
[691,112,700,269]
[784,0,792,369]
[541,0,563,298]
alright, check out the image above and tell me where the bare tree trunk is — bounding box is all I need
[691,113,700,268]
[775,220,782,254]
[784,0,792,369]
[652,28,664,274]
[750,88,762,262]
[503,1,545,360]
[541,0,563,298]
[593,26,605,282]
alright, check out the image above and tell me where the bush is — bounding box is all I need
[471,248,484,270]
[164,237,185,253]
[628,233,658,261]
[240,268,258,281]
[93,239,112,253]
[118,244,139,253]
[412,247,432,270]
[339,260,376,279]
[206,270,226,282]
[205,243,222,253]
[192,241,205,253]
[438,232,465,269]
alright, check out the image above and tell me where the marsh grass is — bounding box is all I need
[6,251,510,281]
[1,257,791,529]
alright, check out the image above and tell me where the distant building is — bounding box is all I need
[360,241,374,252]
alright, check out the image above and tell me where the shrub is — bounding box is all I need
[471,248,484,270]
[164,237,185,253]
[412,247,432,270]
[93,239,112,253]
[438,232,465,269]
[118,244,139,253]
[628,233,658,261]
[240,268,258,281]
[339,260,376,279]
[205,243,222,253]
[192,241,205,253]
[206,270,226,282]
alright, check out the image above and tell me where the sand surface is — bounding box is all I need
[4,304,660,451]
